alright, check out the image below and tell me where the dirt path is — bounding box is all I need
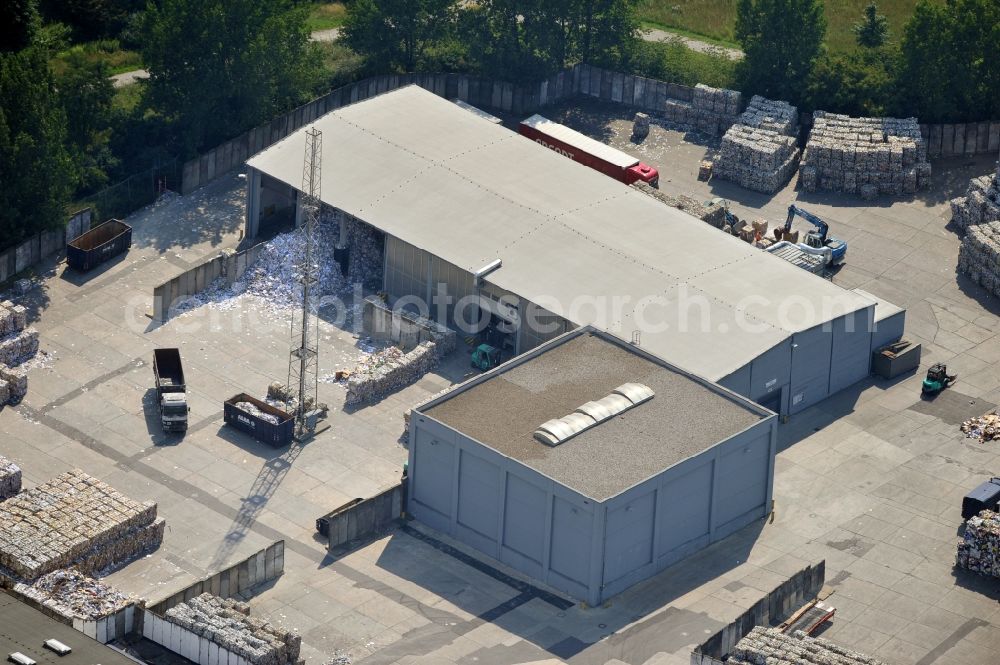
[642,27,743,60]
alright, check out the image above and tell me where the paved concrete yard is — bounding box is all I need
[3,107,1000,665]
[0,171,472,611]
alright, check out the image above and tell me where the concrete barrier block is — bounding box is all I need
[989,122,1000,152]
[965,123,978,155]
[929,124,942,158]
[954,124,966,157]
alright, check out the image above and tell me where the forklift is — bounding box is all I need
[471,344,501,371]
[922,363,957,395]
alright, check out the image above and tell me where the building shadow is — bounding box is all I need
[363,518,767,661]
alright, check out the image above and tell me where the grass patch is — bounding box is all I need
[635,0,938,54]
[112,80,144,114]
[51,38,142,76]
[306,2,347,32]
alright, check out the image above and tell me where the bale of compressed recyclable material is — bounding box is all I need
[0,455,21,499]
[0,469,163,581]
[164,594,302,665]
[14,568,140,620]
[956,510,1000,578]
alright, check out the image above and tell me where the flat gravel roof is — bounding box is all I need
[0,591,137,665]
[423,330,767,501]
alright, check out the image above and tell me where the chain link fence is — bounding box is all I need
[81,158,182,222]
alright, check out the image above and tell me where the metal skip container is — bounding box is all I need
[66,219,132,271]
[223,393,294,447]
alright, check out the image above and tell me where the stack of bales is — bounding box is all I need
[164,594,302,665]
[957,220,1000,295]
[662,83,742,137]
[729,627,887,665]
[345,341,438,405]
[0,455,21,499]
[0,469,165,582]
[956,510,1000,578]
[800,111,931,199]
[14,569,139,620]
[950,169,1000,231]
[715,96,801,193]
[0,300,37,404]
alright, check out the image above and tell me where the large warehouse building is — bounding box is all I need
[408,328,777,605]
[244,85,904,415]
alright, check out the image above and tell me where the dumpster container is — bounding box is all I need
[67,219,132,271]
[962,478,1000,519]
[223,393,294,447]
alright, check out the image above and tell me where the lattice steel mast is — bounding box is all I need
[287,127,322,437]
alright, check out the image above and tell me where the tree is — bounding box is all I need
[575,0,638,68]
[1,0,39,53]
[896,0,999,122]
[342,0,456,73]
[854,2,889,49]
[734,0,825,104]
[0,45,75,248]
[806,50,896,117]
[57,51,116,192]
[39,0,145,40]
[142,0,317,153]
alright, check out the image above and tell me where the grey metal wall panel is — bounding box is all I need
[714,430,770,527]
[501,473,547,569]
[872,310,905,352]
[548,496,594,596]
[749,340,792,401]
[719,364,750,397]
[456,449,501,547]
[409,427,455,531]
[657,460,713,553]
[788,325,833,413]
[829,308,874,394]
[603,490,655,584]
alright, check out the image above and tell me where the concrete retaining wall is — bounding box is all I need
[690,560,826,664]
[146,541,284,616]
[362,295,456,355]
[152,243,265,322]
[326,482,404,551]
[143,612,255,665]
[0,209,92,284]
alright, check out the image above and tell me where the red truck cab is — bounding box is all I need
[519,114,659,187]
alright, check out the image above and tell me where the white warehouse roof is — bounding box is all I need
[246,85,876,381]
